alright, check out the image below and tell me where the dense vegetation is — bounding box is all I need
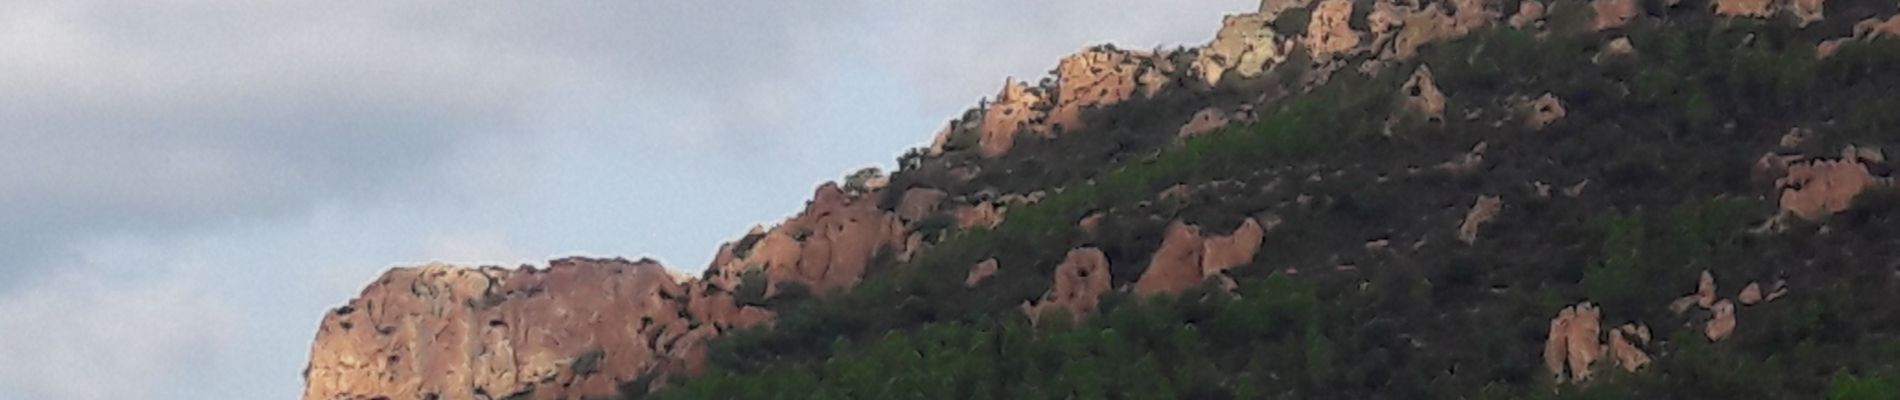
[630,3,1900,398]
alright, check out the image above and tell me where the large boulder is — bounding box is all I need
[1136,221,1209,296]
[1023,248,1114,324]
[1777,155,1886,221]
[1202,218,1267,277]
[965,258,1001,287]
[1544,302,1604,383]
[1135,219,1268,296]
[1707,300,1737,341]
[1458,195,1503,244]
[1594,0,1640,30]
[1401,65,1447,122]
[1179,108,1235,137]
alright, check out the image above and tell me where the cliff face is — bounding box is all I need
[302,258,775,400]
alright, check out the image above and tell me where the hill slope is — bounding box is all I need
[304,0,1900,398]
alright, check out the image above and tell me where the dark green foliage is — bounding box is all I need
[1272,7,1312,37]
[1830,371,1900,400]
[733,269,768,307]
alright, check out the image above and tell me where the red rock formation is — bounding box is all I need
[1047,48,1147,133]
[1792,0,1825,26]
[1696,270,1718,308]
[698,183,911,299]
[1202,218,1266,277]
[1778,158,1880,221]
[1525,93,1567,130]
[1713,0,1775,18]
[1738,282,1763,305]
[1458,195,1503,244]
[1566,303,1603,381]
[1401,65,1447,122]
[1078,212,1106,236]
[1306,0,1363,60]
[1545,302,1604,383]
[954,202,1004,229]
[1179,108,1233,137]
[1023,248,1114,324]
[965,258,1000,287]
[1593,0,1640,30]
[1137,221,1208,296]
[1609,324,1652,372]
[303,258,750,400]
[1509,0,1547,28]
[976,79,1050,158]
[1197,12,1287,86]
[896,188,948,222]
[1543,307,1573,381]
[1135,219,1267,296]
[1707,299,1737,341]
[1392,7,1462,61]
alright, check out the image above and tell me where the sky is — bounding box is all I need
[0,1,1255,398]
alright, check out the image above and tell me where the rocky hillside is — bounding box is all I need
[304,0,1900,398]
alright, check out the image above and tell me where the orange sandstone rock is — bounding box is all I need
[1023,248,1114,324]
[1458,195,1503,244]
[966,258,1000,287]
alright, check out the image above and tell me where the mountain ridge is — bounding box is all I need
[304,0,1900,398]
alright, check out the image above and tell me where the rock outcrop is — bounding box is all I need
[1023,248,1114,324]
[954,202,1004,229]
[1609,324,1652,372]
[1180,108,1234,137]
[1197,13,1288,86]
[1137,221,1210,296]
[1135,219,1267,296]
[965,258,1000,287]
[1594,0,1641,30]
[1401,65,1447,122]
[1707,299,1737,341]
[896,188,948,222]
[1713,0,1775,18]
[303,258,770,400]
[1545,302,1604,383]
[1306,0,1363,60]
[1048,48,1147,132]
[1777,153,1889,221]
[1525,93,1567,130]
[707,183,909,297]
[1458,195,1503,244]
[976,79,1051,158]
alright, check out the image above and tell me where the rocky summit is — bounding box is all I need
[306,0,1900,398]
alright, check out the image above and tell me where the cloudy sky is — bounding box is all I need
[0,1,1253,398]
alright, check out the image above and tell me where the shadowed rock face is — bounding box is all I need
[303,258,770,400]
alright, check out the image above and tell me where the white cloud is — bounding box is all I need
[0,269,233,400]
